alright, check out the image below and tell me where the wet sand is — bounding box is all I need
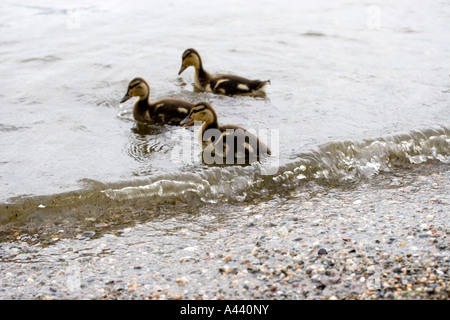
[0,163,448,300]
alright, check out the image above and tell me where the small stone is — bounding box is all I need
[81,231,95,238]
[278,227,289,237]
[425,286,435,293]
[367,266,376,274]
[179,256,194,263]
[183,246,198,252]
[247,266,260,273]
[219,266,228,274]
[95,222,109,228]
[318,248,328,256]
[175,277,188,285]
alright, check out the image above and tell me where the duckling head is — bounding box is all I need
[120,77,150,103]
[180,102,217,128]
[178,48,202,75]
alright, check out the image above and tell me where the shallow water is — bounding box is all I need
[0,1,449,229]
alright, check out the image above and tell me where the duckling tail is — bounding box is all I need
[251,80,270,93]
[256,80,271,90]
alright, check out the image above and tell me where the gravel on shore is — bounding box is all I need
[0,163,448,300]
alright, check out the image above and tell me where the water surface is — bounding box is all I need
[0,0,449,228]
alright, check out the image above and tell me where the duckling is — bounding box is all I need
[120,77,194,125]
[180,102,271,164]
[178,48,270,96]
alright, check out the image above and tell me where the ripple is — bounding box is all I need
[301,31,327,37]
[20,55,62,64]
[0,124,29,132]
[125,126,170,163]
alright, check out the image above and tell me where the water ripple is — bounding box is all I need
[0,124,29,132]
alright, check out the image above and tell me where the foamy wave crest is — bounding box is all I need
[1,128,448,228]
[273,127,449,187]
[101,166,263,203]
[102,127,449,204]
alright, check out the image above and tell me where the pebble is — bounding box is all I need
[278,228,289,237]
[0,163,448,300]
[81,231,96,238]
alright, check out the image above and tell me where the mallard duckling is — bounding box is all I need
[180,102,271,164]
[120,77,194,125]
[178,48,270,95]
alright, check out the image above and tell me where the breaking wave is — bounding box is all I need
[1,127,448,227]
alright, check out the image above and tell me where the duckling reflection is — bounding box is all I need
[178,49,270,96]
[120,77,194,125]
[124,124,181,178]
[180,102,271,165]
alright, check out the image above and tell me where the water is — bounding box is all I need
[0,0,449,229]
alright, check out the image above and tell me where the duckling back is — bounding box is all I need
[202,124,270,165]
[210,76,270,95]
[179,49,270,96]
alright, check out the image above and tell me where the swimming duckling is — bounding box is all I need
[120,77,194,125]
[180,102,271,164]
[178,48,270,96]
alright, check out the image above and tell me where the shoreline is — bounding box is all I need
[0,163,448,300]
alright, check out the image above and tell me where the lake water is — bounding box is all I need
[0,0,449,229]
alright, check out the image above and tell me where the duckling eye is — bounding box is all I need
[192,106,205,113]
[129,82,141,90]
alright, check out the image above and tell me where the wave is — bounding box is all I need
[103,127,449,203]
[1,127,448,228]
[280,127,449,184]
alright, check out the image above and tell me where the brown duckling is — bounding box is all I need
[180,102,271,164]
[178,48,270,96]
[120,77,194,125]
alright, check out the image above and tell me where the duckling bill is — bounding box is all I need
[120,77,194,125]
[178,48,270,96]
[180,102,271,164]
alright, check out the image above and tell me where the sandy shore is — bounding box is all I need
[0,163,448,300]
